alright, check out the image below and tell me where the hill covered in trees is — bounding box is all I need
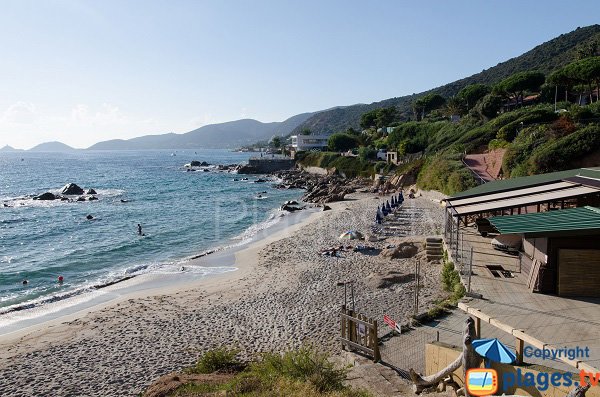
[292,25,600,136]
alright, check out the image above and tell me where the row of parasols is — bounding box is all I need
[375,191,404,224]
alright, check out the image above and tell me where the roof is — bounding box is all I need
[450,167,600,199]
[451,185,599,216]
[489,206,600,236]
[446,181,575,208]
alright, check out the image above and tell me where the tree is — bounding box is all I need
[457,84,490,110]
[360,110,378,129]
[360,107,398,129]
[493,71,545,106]
[300,128,312,135]
[358,146,377,161]
[270,136,282,155]
[475,94,503,120]
[327,133,359,152]
[443,96,466,117]
[412,93,446,120]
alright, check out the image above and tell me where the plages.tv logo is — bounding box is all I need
[466,368,498,396]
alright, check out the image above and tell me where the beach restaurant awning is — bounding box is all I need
[488,206,600,236]
[450,185,599,217]
[446,181,576,208]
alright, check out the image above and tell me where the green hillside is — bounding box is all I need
[294,25,600,196]
[293,25,600,135]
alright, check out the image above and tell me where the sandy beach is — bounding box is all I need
[0,194,445,397]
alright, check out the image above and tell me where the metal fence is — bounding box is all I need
[378,326,440,377]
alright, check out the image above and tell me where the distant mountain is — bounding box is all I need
[88,112,316,150]
[29,141,76,152]
[0,145,24,152]
[293,24,600,135]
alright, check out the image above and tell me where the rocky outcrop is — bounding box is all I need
[273,170,370,204]
[61,183,84,195]
[33,192,57,201]
[87,189,97,195]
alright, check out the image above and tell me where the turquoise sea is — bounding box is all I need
[0,149,300,313]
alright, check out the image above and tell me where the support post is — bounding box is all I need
[468,247,474,293]
[341,305,347,350]
[516,338,524,365]
[372,320,380,362]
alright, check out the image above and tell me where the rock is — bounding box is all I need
[281,204,303,212]
[33,192,57,200]
[284,200,298,205]
[61,183,84,195]
[86,214,94,220]
[88,196,98,201]
[322,205,332,211]
[77,196,86,202]
[87,188,97,195]
[254,178,268,183]
[380,241,421,259]
[189,160,201,167]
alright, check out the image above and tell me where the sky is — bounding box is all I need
[1,1,600,149]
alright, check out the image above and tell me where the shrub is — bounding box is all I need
[529,124,600,173]
[247,347,347,393]
[328,133,360,152]
[188,347,241,374]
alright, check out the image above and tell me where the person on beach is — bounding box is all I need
[137,224,143,235]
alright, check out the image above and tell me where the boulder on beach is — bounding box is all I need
[322,205,332,211]
[87,188,97,195]
[380,239,422,259]
[61,183,84,195]
[33,192,57,201]
[281,204,303,212]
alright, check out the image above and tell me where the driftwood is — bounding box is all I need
[410,317,481,394]
[409,316,591,397]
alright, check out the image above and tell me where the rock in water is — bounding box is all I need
[87,188,97,195]
[33,192,57,200]
[61,183,84,195]
[88,196,98,201]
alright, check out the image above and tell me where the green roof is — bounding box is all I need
[489,206,600,235]
[450,167,600,199]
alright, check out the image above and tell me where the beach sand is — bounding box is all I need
[0,194,445,397]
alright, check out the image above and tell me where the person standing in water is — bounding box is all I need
[137,224,143,235]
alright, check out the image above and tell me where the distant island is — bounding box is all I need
[29,141,77,152]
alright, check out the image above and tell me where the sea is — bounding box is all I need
[0,149,301,316]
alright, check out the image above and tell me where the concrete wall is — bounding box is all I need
[426,342,600,397]
[238,158,295,174]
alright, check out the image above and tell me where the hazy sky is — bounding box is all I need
[1,1,599,149]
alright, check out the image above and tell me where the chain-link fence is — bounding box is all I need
[378,325,440,377]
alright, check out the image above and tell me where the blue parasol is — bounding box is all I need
[472,338,516,367]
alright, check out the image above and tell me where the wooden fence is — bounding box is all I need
[339,305,381,362]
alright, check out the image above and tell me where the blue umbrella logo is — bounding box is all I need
[472,338,517,367]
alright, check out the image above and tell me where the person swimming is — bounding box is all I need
[138,223,143,235]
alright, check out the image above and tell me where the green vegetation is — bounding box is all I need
[291,25,600,136]
[288,28,600,197]
[168,347,371,397]
[328,133,361,152]
[296,151,379,178]
[441,259,466,304]
[186,347,242,374]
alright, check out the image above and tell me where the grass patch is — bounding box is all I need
[167,347,372,397]
[186,347,242,374]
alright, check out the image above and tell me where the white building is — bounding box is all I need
[290,134,331,151]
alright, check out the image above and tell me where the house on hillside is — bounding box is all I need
[501,94,540,112]
[289,133,331,156]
